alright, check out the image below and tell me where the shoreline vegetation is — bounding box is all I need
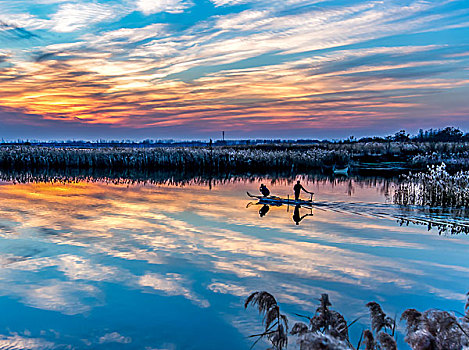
[394,163,469,208]
[0,140,468,176]
[245,291,469,350]
[1,128,469,175]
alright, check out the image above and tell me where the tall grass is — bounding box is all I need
[0,146,349,173]
[394,163,469,208]
[1,142,469,174]
[2,142,469,175]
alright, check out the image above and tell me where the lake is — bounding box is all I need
[0,175,468,349]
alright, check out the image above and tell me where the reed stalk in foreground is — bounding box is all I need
[245,291,469,350]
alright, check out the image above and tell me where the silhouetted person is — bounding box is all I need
[292,205,309,225]
[293,180,313,201]
[259,183,270,197]
[259,204,270,217]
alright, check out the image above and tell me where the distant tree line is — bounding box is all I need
[1,127,468,147]
[357,126,469,143]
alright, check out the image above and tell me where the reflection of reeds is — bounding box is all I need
[396,216,469,235]
[245,291,469,349]
[0,168,392,190]
[394,163,469,208]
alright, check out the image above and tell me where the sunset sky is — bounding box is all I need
[1,0,469,140]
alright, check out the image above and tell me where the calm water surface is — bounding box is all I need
[0,176,468,349]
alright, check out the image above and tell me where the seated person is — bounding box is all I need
[259,183,270,197]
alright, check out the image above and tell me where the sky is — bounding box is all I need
[0,0,469,140]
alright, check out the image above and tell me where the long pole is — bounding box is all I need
[310,193,313,214]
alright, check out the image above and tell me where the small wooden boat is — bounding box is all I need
[333,166,349,176]
[247,192,313,207]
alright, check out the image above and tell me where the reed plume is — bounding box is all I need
[377,332,397,350]
[245,291,469,350]
[365,302,394,334]
[401,308,469,350]
[362,329,375,350]
[290,322,308,336]
[401,309,423,333]
[245,291,289,349]
[297,332,350,350]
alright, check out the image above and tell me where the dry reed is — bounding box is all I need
[245,291,469,350]
[394,163,469,208]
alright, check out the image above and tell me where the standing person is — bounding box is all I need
[259,183,270,197]
[293,180,313,201]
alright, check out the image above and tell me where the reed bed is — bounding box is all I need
[245,291,469,350]
[2,142,469,175]
[241,141,469,164]
[410,151,469,170]
[394,163,469,208]
[0,146,350,173]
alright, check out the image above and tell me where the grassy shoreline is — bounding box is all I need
[1,142,468,175]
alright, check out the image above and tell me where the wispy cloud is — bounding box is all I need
[136,0,193,14]
[0,0,468,137]
[98,332,131,344]
[0,20,40,40]
[139,273,210,307]
[50,2,120,33]
[0,334,55,350]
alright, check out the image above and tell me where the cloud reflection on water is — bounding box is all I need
[0,178,467,348]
